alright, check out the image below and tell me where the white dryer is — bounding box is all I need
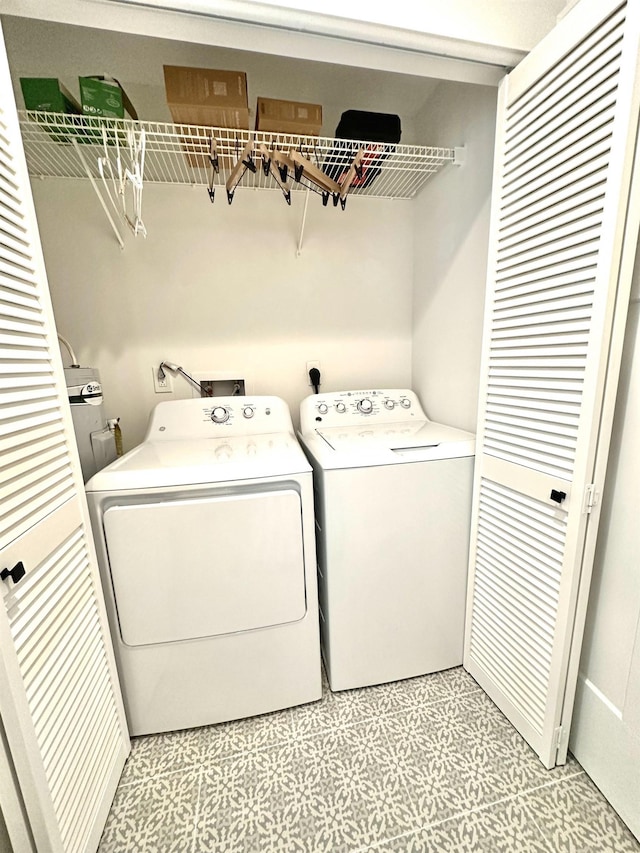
[299,388,475,692]
[86,396,321,735]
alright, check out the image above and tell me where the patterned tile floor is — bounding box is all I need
[99,667,640,852]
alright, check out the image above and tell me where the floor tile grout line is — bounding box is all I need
[504,771,590,853]
[117,764,199,789]
[353,769,589,853]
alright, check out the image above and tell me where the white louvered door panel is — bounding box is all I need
[0,21,129,853]
[465,0,640,768]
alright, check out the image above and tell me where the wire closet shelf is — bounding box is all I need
[18,111,457,202]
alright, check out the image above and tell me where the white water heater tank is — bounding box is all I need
[64,367,117,482]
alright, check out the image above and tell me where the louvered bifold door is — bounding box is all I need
[0,22,129,853]
[464,0,640,769]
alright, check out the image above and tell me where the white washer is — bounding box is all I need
[86,396,321,735]
[299,388,475,692]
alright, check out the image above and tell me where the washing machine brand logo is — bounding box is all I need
[346,390,379,397]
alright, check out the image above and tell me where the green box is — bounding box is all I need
[20,77,88,145]
[79,76,138,120]
[20,77,81,114]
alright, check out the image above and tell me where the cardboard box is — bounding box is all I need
[20,78,81,114]
[256,97,322,136]
[163,65,249,130]
[20,78,88,144]
[79,75,138,119]
[163,65,249,168]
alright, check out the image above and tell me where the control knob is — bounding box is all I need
[383,399,395,410]
[335,402,346,413]
[242,405,255,419]
[211,406,229,424]
[357,398,373,414]
[400,398,412,409]
[317,402,329,415]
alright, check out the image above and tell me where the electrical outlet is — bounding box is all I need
[152,366,172,393]
[306,361,321,385]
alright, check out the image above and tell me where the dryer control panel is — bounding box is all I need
[145,395,295,440]
[300,389,427,433]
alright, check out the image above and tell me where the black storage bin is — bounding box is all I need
[323,110,402,190]
[335,110,402,143]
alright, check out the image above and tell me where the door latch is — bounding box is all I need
[584,484,598,514]
[1,561,26,585]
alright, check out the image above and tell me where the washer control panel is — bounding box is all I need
[300,389,426,432]
[146,395,294,439]
[208,402,258,425]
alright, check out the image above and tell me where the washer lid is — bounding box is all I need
[302,419,475,469]
[85,431,311,491]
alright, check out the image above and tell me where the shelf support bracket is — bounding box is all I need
[297,188,311,257]
[72,138,125,249]
[453,146,466,166]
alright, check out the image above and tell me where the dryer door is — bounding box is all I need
[103,488,307,645]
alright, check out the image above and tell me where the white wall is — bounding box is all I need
[33,180,413,449]
[570,258,640,838]
[411,81,497,431]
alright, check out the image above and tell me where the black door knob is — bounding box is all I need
[1,561,26,584]
[550,489,567,504]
